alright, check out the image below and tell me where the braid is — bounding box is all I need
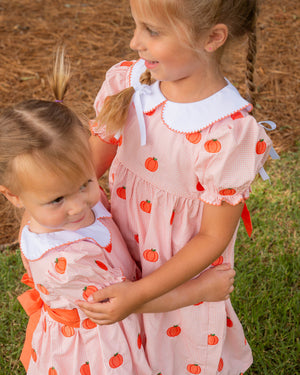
[245,5,258,108]
[97,68,155,135]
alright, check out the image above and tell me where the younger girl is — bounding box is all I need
[0,49,235,374]
[80,0,278,374]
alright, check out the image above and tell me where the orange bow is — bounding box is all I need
[17,273,80,370]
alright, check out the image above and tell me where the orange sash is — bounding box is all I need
[17,274,80,371]
[241,202,253,237]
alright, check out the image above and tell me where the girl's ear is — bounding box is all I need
[205,24,228,53]
[0,186,24,208]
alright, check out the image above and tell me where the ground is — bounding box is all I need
[0,0,299,247]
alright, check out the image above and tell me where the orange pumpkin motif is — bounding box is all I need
[166,325,181,337]
[109,353,123,368]
[219,188,236,196]
[48,367,57,375]
[140,200,152,213]
[218,358,224,372]
[31,348,37,362]
[95,260,108,271]
[37,284,49,295]
[187,363,201,374]
[118,136,123,147]
[137,333,142,349]
[186,132,202,144]
[256,139,267,154]
[83,285,98,301]
[105,243,112,253]
[117,186,126,199]
[196,182,205,191]
[145,157,158,172]
[227,316,233,327]
[143,248,159,262]
[212,256,223,266]
[82,318,97,329]
[145,108,156,116]
[231,111,243,120]
[80,362,91,375]
[134,234,139,243]
[170,210,175,225]
[204,139,221,153]
[120,61,134,67]
[55,257,67,274]
[61,325,75,337]
[208,334,219,345]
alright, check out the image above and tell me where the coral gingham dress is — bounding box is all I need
[19,195,153,375]
[91,59,274,375]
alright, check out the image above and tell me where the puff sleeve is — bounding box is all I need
[89,60,135,143]
[195,113,273,206]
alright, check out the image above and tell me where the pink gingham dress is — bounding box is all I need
[91,59,275,375]
[19,195,153,375]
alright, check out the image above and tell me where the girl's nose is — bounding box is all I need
[130,28,144,51]
[67,196,85,216]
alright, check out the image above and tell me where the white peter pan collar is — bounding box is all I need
[129,59,253,134]
[21,201,111,261]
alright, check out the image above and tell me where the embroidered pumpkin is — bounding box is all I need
[134,234,139,243]
[61,325,75,337]
[145,157,158,172]
[231,111,243,120]
[219,188,236,196]
[186,132,201,144]
[145,108,156,116]
[105,243,112,253]
[117,186,126,199]
[82,318,97,329]
[55,257,67,274]
[140,200,152,213]
[196,182,205,191]
[120,61,134,67]
[31,348,37,362]
[208,334,219,345]
[80,362,91,375]
[170,210,175,225]
[218,358,224,372]
[143,248,159,262]
[212,256,223,266]
[204,139,221,153]
[95,260,108,271]
[37,284,49,295]
[48,367,57,375]
[83,285,98,301]
[137,333,142,349]
[109,353,123,368]
[187,363,201,374]
[256,139,267,154]
[227,317,233,327]
[166,325,181,337]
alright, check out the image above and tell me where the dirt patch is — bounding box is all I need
[0,0,299,247]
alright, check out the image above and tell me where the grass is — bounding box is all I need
[0,149,299,375]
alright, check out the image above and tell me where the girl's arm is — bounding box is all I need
[77,263,235,324]
[77,201,242,324]
[89,135,118,179]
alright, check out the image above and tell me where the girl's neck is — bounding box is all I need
[160,65,226,104]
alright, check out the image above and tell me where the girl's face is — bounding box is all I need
[17,168,100,233]
[129,0,206,85]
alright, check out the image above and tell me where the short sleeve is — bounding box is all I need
[195,113,273,206]
[89,60,135,143]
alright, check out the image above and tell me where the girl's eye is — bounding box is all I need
[146,26,159,36]
[50,196,64,205]
[80,179,92,191]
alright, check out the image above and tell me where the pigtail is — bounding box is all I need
[245,3,258,108]
[97,69,155,135]
[48,46,71,103]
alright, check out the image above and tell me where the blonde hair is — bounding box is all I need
[0,47,93,194]
[98,0,258,133]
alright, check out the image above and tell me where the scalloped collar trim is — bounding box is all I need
[20,201,111,261]
[129,59,253,133]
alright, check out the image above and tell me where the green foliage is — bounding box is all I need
[0,150,298,374]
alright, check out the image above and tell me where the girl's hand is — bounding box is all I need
[76,280,143,325]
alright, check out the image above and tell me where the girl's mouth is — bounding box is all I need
[144,60,159,69]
